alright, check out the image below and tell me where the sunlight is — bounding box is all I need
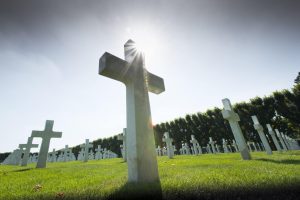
[125,26,162,59]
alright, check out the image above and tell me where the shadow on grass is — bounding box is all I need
[107,181,162,200]
[255,158,300,165]
[11,168,32,173]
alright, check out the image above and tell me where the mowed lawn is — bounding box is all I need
[0,151,300,200]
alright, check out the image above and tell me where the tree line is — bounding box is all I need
[1,81,299,161]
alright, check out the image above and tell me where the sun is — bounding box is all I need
[125,26,162,58]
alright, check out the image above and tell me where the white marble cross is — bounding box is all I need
[251,116,272,155]
[95,145,103,160]
[266,124,282,152]
[190,135,199,155]
[80,139,93,162]
[156,146,162,156]
[232,140,238,152]
[221,99,251,160]
[49,148,57,162]
[21,137,39,166]
[31,120,62,168]
[162,132,174,158]
[99,40,165,183]
[222,139,229,153]
[209,137,216,153]
[206,144,212,154]
[62,145,71,162]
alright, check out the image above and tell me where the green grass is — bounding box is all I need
[1,151,300,200]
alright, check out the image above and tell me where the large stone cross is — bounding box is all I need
[117,128,127,161]
[162,132,174,158]
[266,124,282,151]
[221,98,251,160]
[190,135,199,155]
[21,137,39,166]
[80,139,93,162]
[31,120,62,168]
[99,39,165,183]
[251,115,272,155]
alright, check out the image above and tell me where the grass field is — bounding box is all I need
[0,151,300,200]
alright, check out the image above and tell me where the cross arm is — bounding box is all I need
[99,52,130,83]
[147,71,165,94]
[31,131,43,138]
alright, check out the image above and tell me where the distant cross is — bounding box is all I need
[209,137,216,153]
[21,137,39,166]
[275,129,288,150]
[251,142,258,151]
[62,145,71,162]
[206,143,212,154]
[222,139,229,153]
[247,142,253,152]
[99,39,165,183]
[251,116,272,155]
[31,120,62,168]
[266,124,282,152]
[117,128,127,161]
[232,140,238,152]
[184,143,191,155]
[49,148,57,162]
[215,144,220,153]
[190,135,199,155]
[95,145,102,160]
[162,132,174,158]
[221,99,251,160]
[157,146,162,156]
[80,139,93,162]
[196,143,202,154]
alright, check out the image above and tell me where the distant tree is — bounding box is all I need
[294,72,300,84]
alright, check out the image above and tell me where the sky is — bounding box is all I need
[0,0,299,153]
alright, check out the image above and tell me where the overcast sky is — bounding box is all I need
[0,0,299,153]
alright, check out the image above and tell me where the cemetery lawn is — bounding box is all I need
[1,151,300,200]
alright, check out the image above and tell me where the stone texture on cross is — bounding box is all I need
[99,39,165,183]
[221,98,251,160]
[31,120,62,168]
[266,124,282,152]
[162,132,174,158]
[251,115,273,154]
[190,135,199,155]
[117,128,127,161]
[21,137,39,166]
[275,129,288,150]
[80,139,93,162]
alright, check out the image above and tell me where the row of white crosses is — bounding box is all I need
[222,98,300,160]
[1,120,62,167]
